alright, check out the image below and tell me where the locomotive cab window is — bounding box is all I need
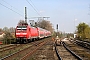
[17,26,27,30]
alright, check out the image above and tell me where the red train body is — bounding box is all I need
[37,27,45,39]
[15,24,51,43]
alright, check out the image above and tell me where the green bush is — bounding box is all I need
[3,31,15,44]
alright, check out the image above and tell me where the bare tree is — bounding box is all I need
[0,28,3,32]
[9,27,15,33]
[37,20,54,33]
[18,20,25,25]
[3,27,9,32]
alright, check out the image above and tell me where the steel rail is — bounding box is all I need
[1,41,46,60]
[20,41,46,60]
[62,42,83,60]
[54,44,62,60]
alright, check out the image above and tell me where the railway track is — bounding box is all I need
[64,39,90,60]
[55,42,82,60]
[75,40,90,50]
[20,41,46,60]
[0,44,17,51]
[25,38,55,60]
[70,39,90,50]
[0,44,21,59]
[0,37,51,60]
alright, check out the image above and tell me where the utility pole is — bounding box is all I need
[25,7,27,23]
[88,4,90,15]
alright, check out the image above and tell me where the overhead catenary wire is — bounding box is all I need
[29,0,43,16]
[0,2,24,17]
[1,0,24,16]
[28,0,50,21]
[26,0,42,16]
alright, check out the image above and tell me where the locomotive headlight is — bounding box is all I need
[16,33,20,35]
[23,33,27,35]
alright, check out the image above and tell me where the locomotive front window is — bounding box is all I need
[17,26,27,30]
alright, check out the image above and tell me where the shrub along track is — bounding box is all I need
[1,37,51,60]
[64,40,90,60]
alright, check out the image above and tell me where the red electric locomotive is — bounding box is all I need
[15,24,38,43]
